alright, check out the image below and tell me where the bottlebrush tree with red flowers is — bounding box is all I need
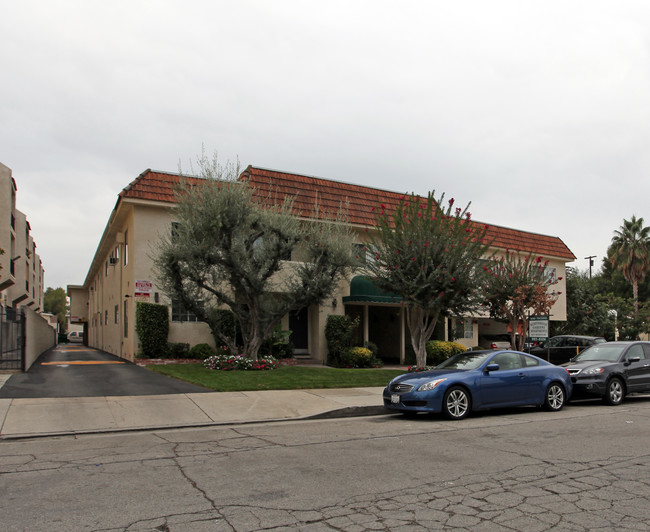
[366,192,492,369]
[482,251,561,351]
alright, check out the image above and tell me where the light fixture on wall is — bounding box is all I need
[332,299,337,307]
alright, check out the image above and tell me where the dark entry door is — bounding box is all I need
[289,307,309,355]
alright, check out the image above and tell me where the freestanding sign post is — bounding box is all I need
[529,315,550,360]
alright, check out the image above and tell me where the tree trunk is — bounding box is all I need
[406,305,439,369]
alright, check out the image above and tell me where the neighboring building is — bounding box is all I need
[68,166,575,363]
[0,162,45,310]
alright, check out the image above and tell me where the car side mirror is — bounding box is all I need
[486,363,499,372]
[625,356,641,365]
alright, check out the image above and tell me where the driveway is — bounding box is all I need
[0,344,210,398]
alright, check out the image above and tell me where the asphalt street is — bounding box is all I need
[2,398,650,531]
[0,345,210,398]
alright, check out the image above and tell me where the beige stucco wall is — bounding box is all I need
[74,191,572,364]
[0,163,15,292]
[24,306,57,370]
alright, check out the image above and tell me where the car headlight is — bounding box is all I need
[582,367,604,375]
[418,378,447,391]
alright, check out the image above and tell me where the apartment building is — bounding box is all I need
[0,163,45,310]
[68,166,575,364]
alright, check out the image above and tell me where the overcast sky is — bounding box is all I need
[2,1,650,289]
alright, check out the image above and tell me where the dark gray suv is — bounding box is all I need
[528,335,606,365]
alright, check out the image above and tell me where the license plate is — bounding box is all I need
[391,394,400,404]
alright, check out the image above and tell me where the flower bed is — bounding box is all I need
[203,354,280,371]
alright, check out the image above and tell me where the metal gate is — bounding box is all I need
[0,306,25,371]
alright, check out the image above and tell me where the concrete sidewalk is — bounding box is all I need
[0,375,388,439]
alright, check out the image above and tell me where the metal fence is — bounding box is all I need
[0,306,25,371]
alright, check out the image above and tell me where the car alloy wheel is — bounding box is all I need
[603,377,624,406]
[544,383,565,411]
[443,386,470,420]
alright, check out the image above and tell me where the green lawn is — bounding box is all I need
[146,363,405,392]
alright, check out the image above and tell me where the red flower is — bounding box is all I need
[448,198,455,207]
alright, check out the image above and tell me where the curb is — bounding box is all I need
[0,405,392,441]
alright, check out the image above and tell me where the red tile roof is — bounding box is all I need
[120,167,575,260]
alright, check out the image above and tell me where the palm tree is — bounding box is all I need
[608,215,650,318]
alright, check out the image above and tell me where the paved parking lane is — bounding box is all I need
[0,345,210,398]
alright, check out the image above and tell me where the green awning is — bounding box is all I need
[343,276,402,304]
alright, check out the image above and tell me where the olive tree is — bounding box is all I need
[153,153,355,360]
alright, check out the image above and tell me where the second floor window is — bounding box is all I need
[171,299,201,322]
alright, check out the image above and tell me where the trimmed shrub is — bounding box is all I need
[340,346,384,368]
[325,315,360,366]
[135,302,169,358]
[425,340,467,366]
[364,341,379,357]
[187,343,216,359]
[260,326,294,359]
[166,342,190,359]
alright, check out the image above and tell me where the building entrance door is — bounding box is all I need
[289,307,309,355]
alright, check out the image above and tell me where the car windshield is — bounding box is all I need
[574,344,625,362]
[437,351,493,370]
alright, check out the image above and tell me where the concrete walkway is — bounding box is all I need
[0,372,388,439]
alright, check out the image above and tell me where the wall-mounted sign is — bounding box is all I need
[134,280,153,299]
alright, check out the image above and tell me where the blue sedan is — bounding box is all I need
[384,350,573,420]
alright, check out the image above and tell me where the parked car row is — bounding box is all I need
[383,340,650,420]
[528,335,606,364]
[562,341,650,406]
[478,334,607,365]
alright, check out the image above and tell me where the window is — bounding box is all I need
[171,299,201,322]
[124,300,128,337]
[544,266,557,284]
[454,319,473,340]
[626,344,645,360]
[492,352,523,370]
[104,310,108,326]
[522,355,540,367]
[114,305,119,324]
[171,222,180,242]
[352,243,370,266]
[124,229,129,266]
